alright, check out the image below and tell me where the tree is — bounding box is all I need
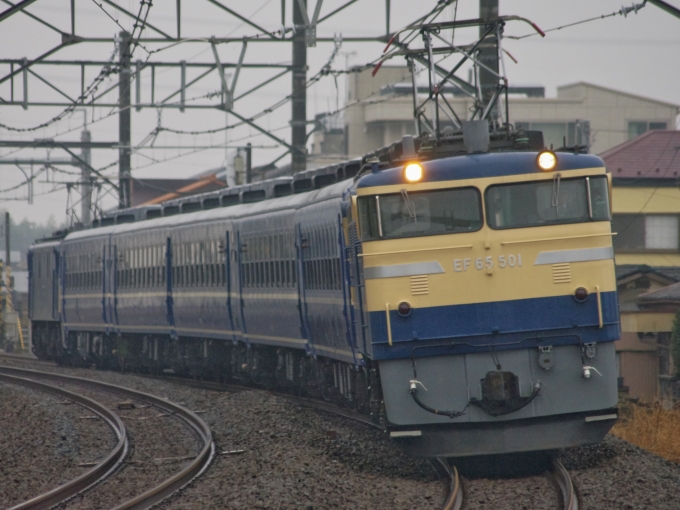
[670,311,680,378]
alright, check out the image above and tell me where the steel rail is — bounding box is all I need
[1,358,463,509]
[0,366,215,510]
[436,459,463,510]
[0,372,128,510]
[552,458,578,510]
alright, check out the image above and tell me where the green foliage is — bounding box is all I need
[0,210,64,262]
[671,311,680,378]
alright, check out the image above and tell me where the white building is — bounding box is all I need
[315,66,679,159]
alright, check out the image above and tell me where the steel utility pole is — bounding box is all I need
[80,127,92,224]
[478,0,499,121]
[291,0,307,173]
[119,31,132,209]
[4,212,9,280]
[245,142,252,184]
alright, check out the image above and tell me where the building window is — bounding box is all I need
[627,121,667,140]
[612,214,679,251]
[645,215,678,249]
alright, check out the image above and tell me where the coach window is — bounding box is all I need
[129,249,134,288]
[174,245,180,287]
[358,187,483,240]
[146,246,151,287]
[126,250,131,288]
[179,244,185,287]
[178,244,183,287]
[193,242,199,287]
[179,244,184,287]
[187,244,193,287]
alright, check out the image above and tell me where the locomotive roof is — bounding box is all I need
[28,239,62,251]
[60,178,354,243]
[356,151,605,188]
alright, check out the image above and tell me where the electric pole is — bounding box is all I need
[81,127,92,225]
[4,212,9,278]
[292,0,307,173]
[119,31,132,209]
[245,142,252,184]
[478,0,499,121]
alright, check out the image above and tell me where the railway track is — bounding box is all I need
[0,371,128,510]
[1,355,459,509]
[0,365,215,510]
[552,457,579,510]
[451,454,578,510]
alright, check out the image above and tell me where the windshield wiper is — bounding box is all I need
[401,189,417,223]
[551,173,561,214]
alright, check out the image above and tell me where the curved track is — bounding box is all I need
[436,459,463,510]
[154,374,462,510]
[0,371,128,510]
[0,365,215,510]
[0,355,461,510]
[552,457,578,510]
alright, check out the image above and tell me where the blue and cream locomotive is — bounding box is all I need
[29,129,620,457]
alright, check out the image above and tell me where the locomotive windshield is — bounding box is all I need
[358,187,482,240]
[486,175,610,229]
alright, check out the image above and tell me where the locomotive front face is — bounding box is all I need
[353,152,620,457]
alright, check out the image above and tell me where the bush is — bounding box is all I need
[671,311,680,378]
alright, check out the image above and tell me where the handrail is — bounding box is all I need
[360,244,472,257]
[500,232,615,246]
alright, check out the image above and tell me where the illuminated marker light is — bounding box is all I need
[404,163,423,182]
[537,151,557,171]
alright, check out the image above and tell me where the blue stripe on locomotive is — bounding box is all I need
[368,291,619,360]
[357,152,605,188]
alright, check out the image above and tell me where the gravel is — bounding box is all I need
[557,434,680,509]
[462,475,560,510]
[6,356,680,509]
[57,382,202,509]
[0,381,114,509]
[2,360,443,509]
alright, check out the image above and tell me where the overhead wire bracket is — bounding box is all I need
[296,0,323,47]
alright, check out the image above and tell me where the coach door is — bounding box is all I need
[104,241,118,332]
[224,229,238,342]
[165,237,176,337]
[347,218,370,355]
[52,247,60,320]
[294,223,312,355]
[234,230,247,342]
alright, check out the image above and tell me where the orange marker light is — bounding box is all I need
[404,163,423,182]
[537,151,557,171]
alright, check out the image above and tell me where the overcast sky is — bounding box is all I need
[1,0,679,226]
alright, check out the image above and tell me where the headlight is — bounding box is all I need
[536,151,557,171]
[404,163,423,182]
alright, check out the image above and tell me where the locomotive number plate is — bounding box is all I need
[453,254,523,272]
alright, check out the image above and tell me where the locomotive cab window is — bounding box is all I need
[358,187,483,240]
[485,175,610,230]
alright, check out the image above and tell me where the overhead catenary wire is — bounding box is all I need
[1,1,454,204]
[0,0,153,133]
[506,5,646,40]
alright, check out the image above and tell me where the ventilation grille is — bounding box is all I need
[552,263,571,284]
[411,275,429,295]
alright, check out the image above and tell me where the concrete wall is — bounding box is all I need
[619,349,659,401]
